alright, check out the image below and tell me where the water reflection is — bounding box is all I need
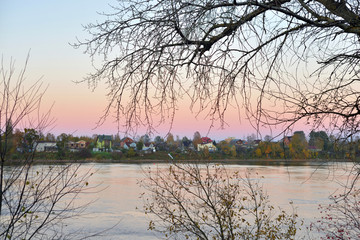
[41,162,355,239]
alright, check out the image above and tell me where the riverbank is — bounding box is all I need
[24,157,355,166]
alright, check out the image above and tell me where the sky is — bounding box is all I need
[0,0,306,141]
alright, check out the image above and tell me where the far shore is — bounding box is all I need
[8,158,355,166]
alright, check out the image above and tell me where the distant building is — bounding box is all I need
[142,143,156,153]
[253,139,262,147]
[229,139,245,146]
[197,137,216,152]
[68,140,87,149]
[96,135,113,151]
[120,137,134,149]
[308,146,322,152]
[34,141,57,152]
[283,136,292,147]
[68,140,88,152]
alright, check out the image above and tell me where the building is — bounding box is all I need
[142,142,156,153]
[96,135,113,151]
[283,136,293,147]
[68,140,88,152]
[197,137,216,152]
[229,139,245,146]
[34,141,57,152]
[120,137,135,149]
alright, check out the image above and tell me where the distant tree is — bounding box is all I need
[166,133,175,146]
[271,142,285,159]
[255,148,262,158]
[127,147,136,157]
[256,142,273,158]
[38,131,45,141]
[23,128,40,152]
[56,133,71,158]
[192,131,201,149]
[224,137,235,143]
[309,131,330,151]
[289,132,309,159]
[220,144,231,156]
[154,136,164,145]
[140,134,151,144]
[12,129,24,153]
[264,135,272,142]
[154,136,166,151]
[114,133,121,141]
[137,141,144,151]
[230,145,237,157]
[175,135,181,147]
[247,134,257,144]
[45,132,56,141]
[56,133,70,147]
[181,136,192,148]
[2,121,14,156]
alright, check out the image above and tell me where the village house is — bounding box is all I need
[229,139,245,146]
[142,142,156,153]
[95,135,113,151]
[252,139,262,147]
[68,140,88,152]
[34,141,57,152]
[282,136,292,147]
[197,137,217,152]
[120,137,136,149]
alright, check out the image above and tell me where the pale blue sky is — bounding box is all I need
[0,0,283,140]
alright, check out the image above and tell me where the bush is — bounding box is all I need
[75,149,92,159]
[126,148,136,157]
[111,151,123,160]
[11,153,20,160]
[93,152,112,160]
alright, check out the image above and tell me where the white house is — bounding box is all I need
[142,143,156,152]
[34,141,57,152]
[197,137,216,152]
[123,142,137,150]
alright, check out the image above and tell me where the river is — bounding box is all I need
[34,162,358,239]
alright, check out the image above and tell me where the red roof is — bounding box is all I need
[200,137,212,144]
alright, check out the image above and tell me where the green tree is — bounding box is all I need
[181,136,192,149]
[166,133,175,148]
[289,132,309,159]
[23,128,40,152]
[230,145,237,157]
[136,141,144,151]
[45,132,56,141]
[254,147,262,158]
[140,134,150,144]
[271,142,285,159]
[127,147,136,157]
[309,131,330,151]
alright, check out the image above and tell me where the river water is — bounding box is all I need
[37,162,357,239]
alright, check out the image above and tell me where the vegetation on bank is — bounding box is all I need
[5,125,360,162]
[7,147,360,163]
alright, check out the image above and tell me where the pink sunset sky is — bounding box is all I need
[0,0,310,141]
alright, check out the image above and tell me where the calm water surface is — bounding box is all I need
[57,162,354,239]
